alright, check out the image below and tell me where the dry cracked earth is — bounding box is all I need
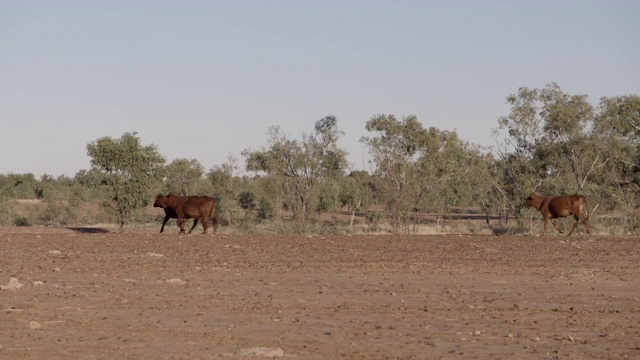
[1,226,639,359]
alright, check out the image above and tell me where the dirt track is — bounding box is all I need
[1,227,639,359]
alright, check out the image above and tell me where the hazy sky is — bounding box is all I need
[1,1,638,177]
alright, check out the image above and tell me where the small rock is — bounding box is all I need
[1,278,24,291]
[165,278,186,284]
[29,321,42,329]
[236,347,284,358]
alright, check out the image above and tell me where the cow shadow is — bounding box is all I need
[66,227,111,234]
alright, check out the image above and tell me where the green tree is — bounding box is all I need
[360,115,427,231]
[0,187,15,225]
[74,168,112,205]
[0,173,38,199]
[494,83,633,234]
[494,83,609,227]
[86,132,165,232]
[207,155,241,226]
[339,170,374,227]
[245,116,348,227]
[470,154,502,224]
[361,114,442,232]
[315,178,341,214]
[415,131,479,221]
[593,95,640,232]
[537,83,609,192]
[363,114,493,232]
[494,86,547,223]
[163,158,205,195]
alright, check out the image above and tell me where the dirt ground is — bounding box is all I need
[1,226,639,359]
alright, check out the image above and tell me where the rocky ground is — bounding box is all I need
[1,227,639,359]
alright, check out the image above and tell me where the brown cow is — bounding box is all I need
[153,194,219,234]
[525,193,591,236]
[156,206,200,234]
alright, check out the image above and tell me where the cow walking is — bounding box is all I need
[156,206,201,234]
[525,193,591,236]
[153,194,219,234]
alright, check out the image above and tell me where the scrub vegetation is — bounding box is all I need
[2,84,639,234]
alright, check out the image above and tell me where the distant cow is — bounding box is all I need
[525,193,591,236]
[153,194,219,234]
[156,206,200,234]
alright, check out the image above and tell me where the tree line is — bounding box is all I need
[1,83,639,234]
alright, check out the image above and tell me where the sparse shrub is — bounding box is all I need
[318,219,344,235]
[454,220,485,234]
[38,199,67,226]
[490,224,510,236]
[13,216,31,227]
[237,213,259,233]
[238,191,257,210]
[216,196,244,226]
[0,195,14,225]
[366,211,382,232]
[257,197,274,220]
[623,212,640,235]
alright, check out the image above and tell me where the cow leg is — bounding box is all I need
[552,218,564,234]
[160,214,171,233]
[177,217,186,234]
[574,214,591,235]
[187,219,199,234]
[201,215,209,234]
[567,216,579,235]
[541,216,549,236]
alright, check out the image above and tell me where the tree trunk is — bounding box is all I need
[349,200,361,228]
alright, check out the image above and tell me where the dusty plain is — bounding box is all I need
[1,226,639,359]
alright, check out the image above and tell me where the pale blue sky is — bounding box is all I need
[1,1,638,177]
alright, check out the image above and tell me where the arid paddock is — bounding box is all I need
[1,227,639,359]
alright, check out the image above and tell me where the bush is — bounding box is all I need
[237,213,259,233]
[257,197,274,220]
[366,211,382,232]
[13,216,31,227]
[0,198,14,225]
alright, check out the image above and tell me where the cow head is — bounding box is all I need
[525,193,541,209]
[153,194,168,208]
